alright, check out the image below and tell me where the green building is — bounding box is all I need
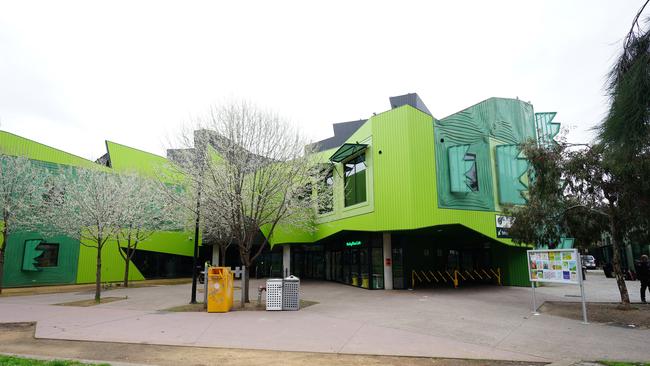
[0,93,560,290]
[0,131,196,288]
[263,93,561,289]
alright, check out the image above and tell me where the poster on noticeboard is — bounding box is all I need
[527,249,581,285]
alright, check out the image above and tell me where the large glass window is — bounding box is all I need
[463,153,478,192]
[344,154,367,207]
[36,243,59,267]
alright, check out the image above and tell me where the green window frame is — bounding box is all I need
[344,153,367,207]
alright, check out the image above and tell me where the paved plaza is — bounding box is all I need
[0,270,648,364]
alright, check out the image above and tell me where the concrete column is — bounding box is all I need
[383,232,393,290]
[283,245,291,278]
[211,245,219,266]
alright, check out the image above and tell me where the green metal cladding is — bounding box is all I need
[1,94,559,288]
[534,112,561,147]
[272,99,545,246]
[495,144,529,205]
[434,98,536,211]
[0,132,195,287]
[269,97,560,287]
[3,231,80,287]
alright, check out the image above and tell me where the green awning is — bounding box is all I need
[329,143,367,163]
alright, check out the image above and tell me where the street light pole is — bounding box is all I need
[190,179,201,304]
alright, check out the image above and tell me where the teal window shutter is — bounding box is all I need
[448,145,474,193]
[496,145,528,205]
[22,239,44,271]
[535,112,561,147]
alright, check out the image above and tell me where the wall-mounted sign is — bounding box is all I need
[346,240,362,247]
[496,215,515,238]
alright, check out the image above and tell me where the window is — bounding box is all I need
[448,145,479,193]
[344,154,366,207]
[318,169,334,214]
[297,183,312,203]
[23,240,59,271]
[463,153,478,192]
[36,243,59,267]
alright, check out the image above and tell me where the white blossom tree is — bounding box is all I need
[170,101,325,302]
[0,153,51,294]
[45,167,123,302]
[115,173,182,287]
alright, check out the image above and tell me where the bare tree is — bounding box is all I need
[115,173,181,287]
[161,137,206,304]
[201,196,234,266]
[45,167,123,302]
[170,101,323,302]
[0,154,51,294]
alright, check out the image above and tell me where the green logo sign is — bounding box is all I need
[346,240,362,247]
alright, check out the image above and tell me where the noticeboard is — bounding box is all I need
[527,249,581,284]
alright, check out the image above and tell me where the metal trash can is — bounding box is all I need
[282,275,300,311]
[266,278,283,311]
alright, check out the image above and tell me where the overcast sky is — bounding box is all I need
[0,1,643,160]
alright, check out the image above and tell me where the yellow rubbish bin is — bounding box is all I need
[207,267,233,313]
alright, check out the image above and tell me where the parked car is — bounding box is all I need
[582,255,597,270]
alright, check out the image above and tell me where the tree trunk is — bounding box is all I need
[0,247,5,295]
[244,265,250,303]
[0,221,7,294]
[240,251,251,303]
[123,245,130,288]
[220,245,227,266]
[610,218,630,306]
[95,242,102,303]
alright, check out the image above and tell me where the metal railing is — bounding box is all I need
[411,268,501,289]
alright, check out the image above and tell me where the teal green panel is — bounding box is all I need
[448,145,472,193]
[435,98,536,211]
[534,112,560,146]
[435,136,494,210]
[495,144,528,205]
[3,231,80,287]
[21,239,44,271]
[557,237,575,249]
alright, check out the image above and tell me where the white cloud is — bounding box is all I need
[0,0,642,159]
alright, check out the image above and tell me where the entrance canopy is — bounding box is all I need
[329,143,367,163]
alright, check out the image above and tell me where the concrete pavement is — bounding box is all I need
[0,270,648,363]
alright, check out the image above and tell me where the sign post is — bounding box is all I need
[526,248,587,323]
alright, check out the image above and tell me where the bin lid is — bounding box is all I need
[266,278,283,283]
[284,275,300,281]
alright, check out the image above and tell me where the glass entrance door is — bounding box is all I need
[392,246,405,289]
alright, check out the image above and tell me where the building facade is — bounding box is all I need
[264,93,561,289]
[1,93,561,290]
[0,132,197,288]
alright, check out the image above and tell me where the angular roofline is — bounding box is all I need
[0,129,99,165]
[440,97,533,120]
[104,140,168,160]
